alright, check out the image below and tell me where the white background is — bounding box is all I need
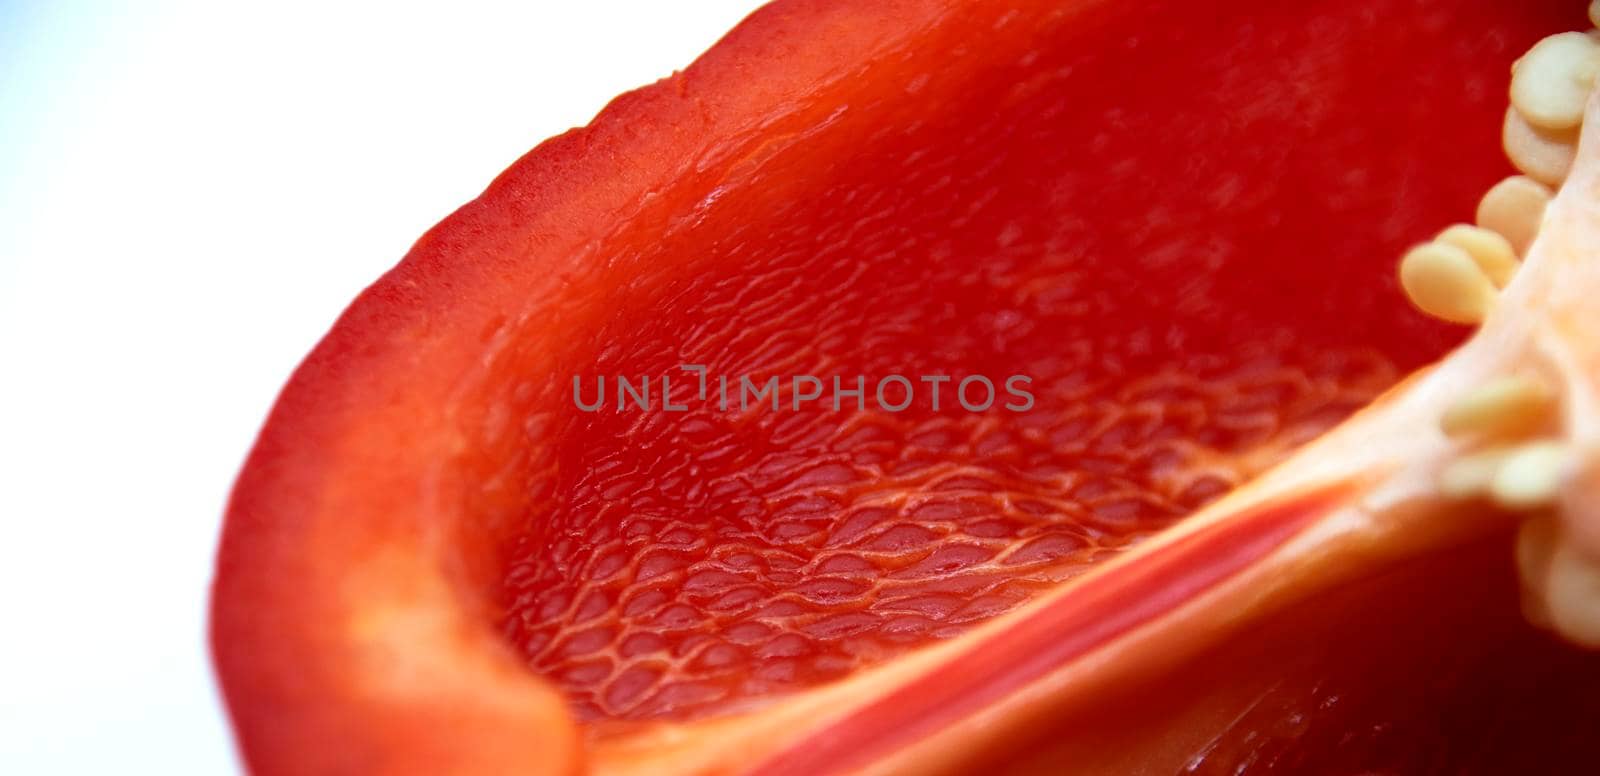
[0,1,764,772]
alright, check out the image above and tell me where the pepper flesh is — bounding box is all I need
[211,0,1600,774]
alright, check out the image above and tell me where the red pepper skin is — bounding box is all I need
[212,2,966,773]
